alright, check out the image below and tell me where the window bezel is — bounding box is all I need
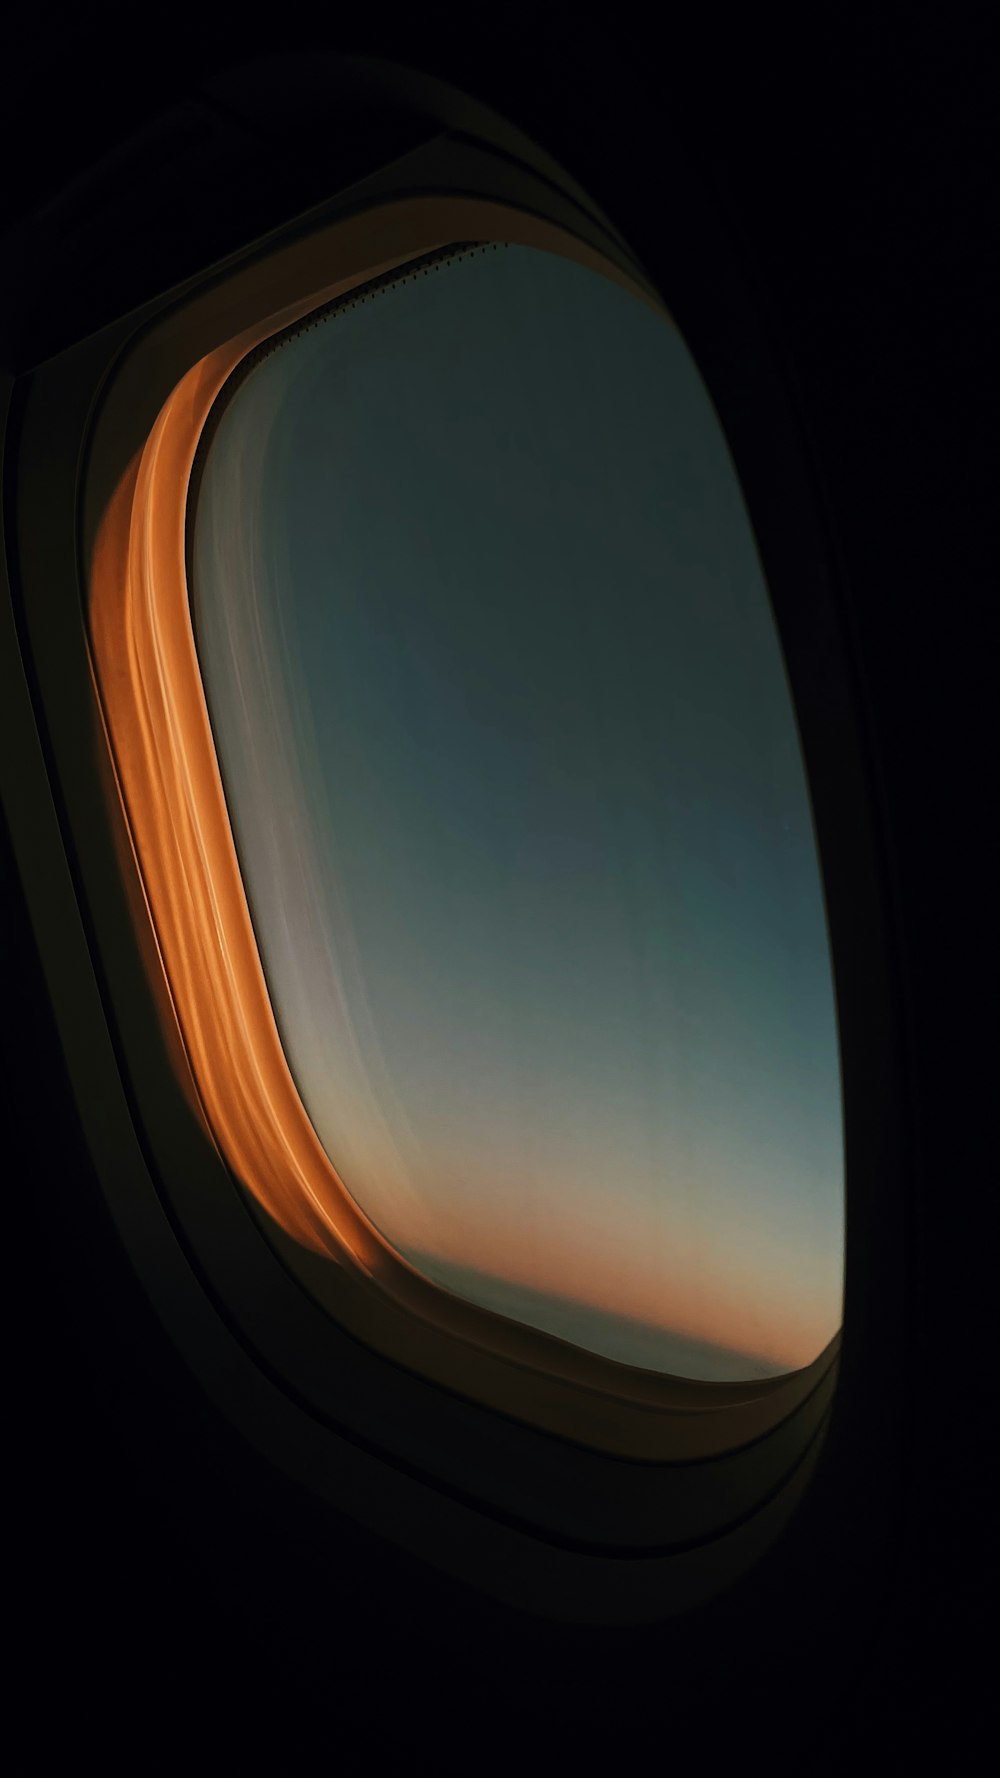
[0,99,874,1623]
[82,181,836,1461]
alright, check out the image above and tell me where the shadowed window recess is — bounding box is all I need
[190,240,844,1383]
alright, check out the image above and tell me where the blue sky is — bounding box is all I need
[191,242,844,1379]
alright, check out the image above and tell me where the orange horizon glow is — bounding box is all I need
[86,247,835,1385]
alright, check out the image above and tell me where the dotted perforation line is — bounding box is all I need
[265,239,509,360]
[188,242,508,495]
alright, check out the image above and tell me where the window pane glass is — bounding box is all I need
[191,242,844,1382]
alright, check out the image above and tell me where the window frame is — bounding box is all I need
[1,81,893,1624]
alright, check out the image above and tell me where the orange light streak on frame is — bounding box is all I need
[89,275,435,1281]
[84,213,836,1434]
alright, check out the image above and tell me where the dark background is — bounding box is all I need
[3,4,993,1769]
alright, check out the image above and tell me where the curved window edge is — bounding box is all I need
[85,189,836,1460]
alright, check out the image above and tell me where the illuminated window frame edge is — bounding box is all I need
[82,188,841,1461]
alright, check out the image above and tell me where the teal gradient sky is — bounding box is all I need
[191,242,844,1380]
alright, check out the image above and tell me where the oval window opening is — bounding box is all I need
[190,239,844,1384]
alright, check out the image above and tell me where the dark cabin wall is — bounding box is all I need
[3,4,992,1768]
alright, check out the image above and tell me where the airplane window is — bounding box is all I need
[189,239,844,1384]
